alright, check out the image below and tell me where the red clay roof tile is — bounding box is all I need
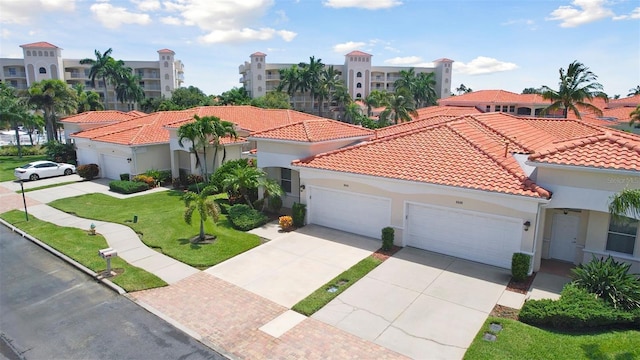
[251,119,374,142]
[60,111,136,124]
[20,42,59,49]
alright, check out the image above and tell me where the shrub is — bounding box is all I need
[210,159,252,189]
[572,256,640,310]
[120,173,130,181]
[179,169,188,186]
[186,174,203,185]
[132,174,155,187]
[279,216,294,231]
[519,283,639,329]
[511,253,531,282]
[172,177,182,189]
[144,168,160,181]
[187,182,208,193]
[292,202,306,228]
[381,227,394,251]
[77,163,99,180]
[253,198,265,211]
[0,145,44,156]
[227,204,268,231]
[214,198,231,214]
[108,180,149,194]
[158,170,172,185]
[43,141,76,164]
[268,195,283,213]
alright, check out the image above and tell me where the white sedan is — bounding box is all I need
[15,160,76,181]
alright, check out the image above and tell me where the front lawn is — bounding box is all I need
[49,191,262,268]
[0,155,47,182]
[0,210,166,292]
[464,316,640,360]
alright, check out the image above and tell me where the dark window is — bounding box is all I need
[280,168,292,193]
[357,72,362,78]
[38,67,46,74]
[356,83,362,88]
[606,216,637,255]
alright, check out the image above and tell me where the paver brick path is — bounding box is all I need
[132,272,407,359]
[0,186,41,213]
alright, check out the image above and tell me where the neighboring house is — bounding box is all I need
[239,51,453,115]
[59,110,141,143]
[0,42,184,111]
[250,111,640,273]
[71,106,322,180]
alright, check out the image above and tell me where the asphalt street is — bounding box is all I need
[0,225,226,360]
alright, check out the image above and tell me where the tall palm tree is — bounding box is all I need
[182,185,221,243]
[24,79,77,141]
[609,189,640,220]
[115,72,145,109]
[628,86,640,97]
[177,115,217,181]
[210,116,237,169]
[73,83,104,113]
[316,65,341,117]
[629,105,640,127]
[364,90,390,117]
[0,83,32,157]
[298,56,324,113]
[394,68,417,94]
[414,72,438,107]
[80,48,114,109]
[343,102,364,124]
[541,61,608,119]
[380,89,418,125]
[277,65,301,96]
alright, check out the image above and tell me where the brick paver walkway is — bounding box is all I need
[0,186,41,214]
[132,272,407,359]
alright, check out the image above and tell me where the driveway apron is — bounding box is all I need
[313,247,511,360]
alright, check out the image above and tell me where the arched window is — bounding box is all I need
[164,61,169,68]
[165,85,170,91]
[50,51,54,56]
[356,93,362,98]
[258,86,262,92]
[257,75,262,80]
[39,67,46,74]
[356,72,362,78]
[257,63,262,69]
[356,83,362,88]
[26,51,31,56]
[165,74,169,80]
[162,56,165,60]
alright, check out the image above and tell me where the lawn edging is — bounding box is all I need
[0,217,126,295]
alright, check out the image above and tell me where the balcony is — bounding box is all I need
[3,71,26,78]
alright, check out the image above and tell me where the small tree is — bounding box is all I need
[381,227,394,251]
[183,185,220,243]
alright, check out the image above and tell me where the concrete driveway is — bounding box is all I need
[206,225,381,308]
[312,247,511,360]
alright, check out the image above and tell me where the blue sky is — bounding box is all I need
[1,0,639,97]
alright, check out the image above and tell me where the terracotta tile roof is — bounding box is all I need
[157,49,175,53]
[607,95,640,108]
[416,105,483,117]
[375,115,456,138]
[218,136,247,145]
[60,111,136,124]
[439,90,550,105]
[251,52,267,56]
[433,58,454,62]
[127,110,147,117]
[20,41,59,49]
[530,132,640,171]
[251,119,374,142]
[346,50,372,56]
[294,119,551,199]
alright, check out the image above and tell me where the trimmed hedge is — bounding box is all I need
[227,204,268,231]
[292,202,306,228]
[77,163,99,180]
[109,180,149,194]
[381,227,394,251]
[511,253,531,282]
[519,283,640,329]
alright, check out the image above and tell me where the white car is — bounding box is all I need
[15,160,76,181]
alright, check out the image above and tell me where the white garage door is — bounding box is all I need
[102,154,131,180]
[308,187,391,239]
[406,203,522,268]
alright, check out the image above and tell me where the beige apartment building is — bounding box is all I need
[0,42,184,111]
[239,50,453,116]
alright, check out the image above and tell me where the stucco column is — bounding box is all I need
[170,150,178,179]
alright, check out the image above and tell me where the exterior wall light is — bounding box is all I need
[523,221,531,231]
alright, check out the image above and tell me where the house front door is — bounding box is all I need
[550,213,580,263]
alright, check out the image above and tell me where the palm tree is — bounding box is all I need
[182,185,221,243]
[540,61,608,119]
[221,166,265,209]
[80,48,115,109]
[629,105,640,127]
[24,79,77,141]
[316,65,341,117]
[73,84,104,113]
[394,68,417,95]
[0,83,32,157]
[364,90,390,117]
[298,56,324,113]
[209,116,237,169]
[414,72,438,107]
[456,84,469,95]
[609,189,640,220]
[628,86,640,97]
[115,72,145,110]
[380,89,418,124]
[343,102,364,124]
[277,65,301,96]
[260,177,284,212]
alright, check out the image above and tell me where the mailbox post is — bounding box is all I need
[98,247,118,277]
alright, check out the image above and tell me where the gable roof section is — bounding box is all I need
[60,111,137,124]
[529,132,640,171]
[439,90,549,105]
[375,115,456,138]
[20,42,59,49]
[294,119,551,199]
[251,119,374,142]
[346,50,371,56]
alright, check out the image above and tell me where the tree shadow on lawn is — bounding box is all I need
[581,343,635,360]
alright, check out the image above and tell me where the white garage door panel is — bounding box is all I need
[102,155,131,180]
[407,204,522,268]
[309,187,390,239]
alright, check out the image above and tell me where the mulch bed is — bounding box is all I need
[490,304,519,320]
[371,245,402,261]
[505,273,536,294]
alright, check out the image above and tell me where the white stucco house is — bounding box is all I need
[249,112,640,273]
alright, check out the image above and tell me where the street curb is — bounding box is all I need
[0,218,126,295]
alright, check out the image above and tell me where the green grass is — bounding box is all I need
[292,256,382,316]
[0,210,166,292]
[0,155,47,182]
[48,191,262,268]
[17,181,78,193]
[464,317,640,360]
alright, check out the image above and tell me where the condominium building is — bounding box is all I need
[0,42,184,111]
[238,50,453,115]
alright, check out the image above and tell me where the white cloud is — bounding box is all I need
[161,16,182,25]
[90,3,152,29]
[323,0,402,10]
[454,57,518,75]
[0,0,75,24]
[547,0,614,27]
[333,41,366,53]
[1,29,11,39]
[501,19,534,26]
[132,0,161,11]
[384,56,423,65]
[613,7,640,20]
[198,27,296,44]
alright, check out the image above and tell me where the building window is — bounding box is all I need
[164,61,169,68]
[445,68,449,73]
[44,51,49,57]
[38,51,43,56]
[485,105,490,112]
[606,215,638,255]
[162,56,165,60]
[257,74,262,80]
[257,63,262,69]
[50,51,54,56]
[509,105,515,112]
[357,71,362,78]
[495,106,501,112]
[8,68,16,76]
[280,168,292,193]
[165,85,170,91]
[165,74,169,80]
[258,86,262,92]
[26,51,31,56]
[39,67,46,74]
[356,82,362,88]
[356,93,362,98]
